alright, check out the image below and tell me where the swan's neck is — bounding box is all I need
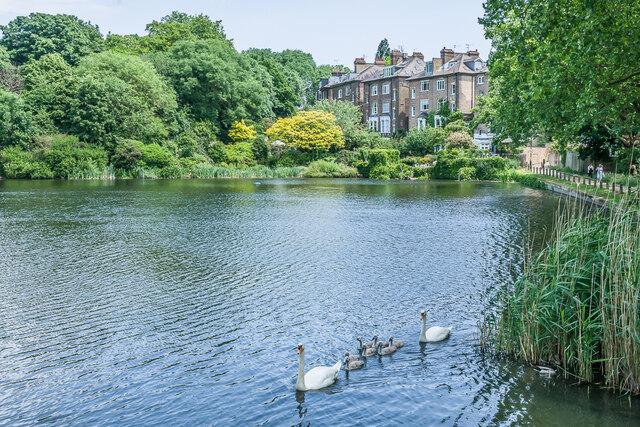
[419,316,427,342]
[296,351,306,390]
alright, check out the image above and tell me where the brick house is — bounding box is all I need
[318,59,384,122]
[363,50,426,136]
[407,48,488,129]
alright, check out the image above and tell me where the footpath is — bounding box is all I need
[528,167,639,208]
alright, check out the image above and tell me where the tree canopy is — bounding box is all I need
[0,13,104,65]
[481,0,640,156]
[375,38,390,60]
[266,111,344,152]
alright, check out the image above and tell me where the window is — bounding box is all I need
[393,89,397,101]
[434,115,443,128]
[425,62,433,74]
[372,102,377,115]
[420,80,429,92]
[451,83,456,95]
[382,103,390,113]
[337,89,342,99]
[366,94,369,104]
[420,99,429,111]
[371,85,378,96]
[380,117,391,134]
[383,66,393,77]
[411,106,416,117]
[382,84,390,95]
[368,118,378,131]
[392,109,396,120]
[438,98,447,109]
[478,75,485,84]
[411,88,416,99]
[450,103,456,112]
[418,118,427,130]
[436,80,445,91]
[345,86,351,96]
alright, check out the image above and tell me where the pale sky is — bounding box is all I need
[0,0,492,66]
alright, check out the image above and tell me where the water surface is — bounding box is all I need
[0,179,638,425]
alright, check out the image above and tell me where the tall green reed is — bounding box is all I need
[482,198,640,394]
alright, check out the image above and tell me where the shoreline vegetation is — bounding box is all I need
[480,199,640,395]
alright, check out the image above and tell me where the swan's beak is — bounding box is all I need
[420,313,424,320]
[297,347,302,354]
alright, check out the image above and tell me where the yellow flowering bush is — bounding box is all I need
[228,119,257,142]
[265,111,344,152]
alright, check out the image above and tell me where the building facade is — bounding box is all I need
[318,47,488,136]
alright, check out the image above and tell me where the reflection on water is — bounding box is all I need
[0,179,638,425]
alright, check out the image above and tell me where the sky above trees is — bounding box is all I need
[0,0,492,66]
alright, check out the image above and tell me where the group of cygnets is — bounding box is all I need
[295,309,452,391]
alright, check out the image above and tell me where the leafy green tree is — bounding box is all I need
[145,11,229,51]
[206,141,228,164]
[68,52,179,148]
[481,0,640,154]
[375,38,391,60]
[445,131,473,150]
[0,88,36,148]
[0,13,104,65]
[157,40,274,139]
[405,127,446,155]
[111,139,143,170]
[21,53,74,132]
[310,100,368,150]
[140,143,173,168]
[226,142,255,167]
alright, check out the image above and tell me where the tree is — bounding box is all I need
[445,131,474,150]
[21,53,74,132]
[310,100,367,150]
[228,120,257,142]
[67,52,179,148]
[481,0,640,158]
[405,127,446,155]
[156,40,274,139]
[145,11,229,51]
[266,111,344,152]
[0,13,104,65]
[375,38,391,60]
[0,88,36,148]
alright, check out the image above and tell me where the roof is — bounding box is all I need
[407,53,487,80]
[322,64,384,89]
[363,56,426,83]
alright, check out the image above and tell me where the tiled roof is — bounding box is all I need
[323,64,384,88]
[407,53,487,80]
[364,57,426,82]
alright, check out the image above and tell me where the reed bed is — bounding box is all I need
[482,199,640,394]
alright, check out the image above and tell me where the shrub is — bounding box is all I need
[140,143,173,168]
[445,131,473,149]
[303,159,357,178]
[111,139,142,170]
[458,166,476,180]
[251,134,268,163]
[206,141,228,164]
[226,141,256,167]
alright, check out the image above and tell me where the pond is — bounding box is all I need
[1,179,638,425]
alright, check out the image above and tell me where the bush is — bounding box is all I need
[303,160,357,178]
[206,141,228,164]
[405,127,445,156]
[251,135,268,163]
[140,143,173,168]
[0,146,33,178]
[458,166,476,180]
[111,139,142,170]
[44,135,108,178]
[357,149,404,179]
[411,166,430,179]
[445,131,473,150]
[226,141,256,167]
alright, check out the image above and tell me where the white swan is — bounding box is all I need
[419,309,451,342]
[295,343,341,391]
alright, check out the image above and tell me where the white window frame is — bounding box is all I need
[371,85,378,96]
[383,67,393,77]
[382,84,390,95]
[345,86,351,96]
[372,102,377,115]
[420,99,429,111]
[368,118,378,131]
[411,88,416,99]
[411,106,416,117]
[420,80,429,92]
[337,89,342,99]
[436,80,445,91]
[418,117,427,130]
[451,83,456,95]
[380,117,391,134]
[450,102,456,112]
[382,103,390,114]
[438,98,447,109]
[434,115,443,128]
[478,75,485,84]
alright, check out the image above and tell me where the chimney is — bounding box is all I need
[440,47,455,63]
[390,49,404,65]
[412,52,424,60]
[466,49,480,59]
[331,68,343,76]
[375,58,386,66]
[354,57,367,73]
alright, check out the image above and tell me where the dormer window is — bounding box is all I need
[383,66,393,77]
[425,62,433,74]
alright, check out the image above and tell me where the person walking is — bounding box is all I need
[587,163,594,179]
[596,164,604,183]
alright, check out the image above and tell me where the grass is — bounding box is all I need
[302,160,358,178]
[480,198,640,394]
[69,165,307,179]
